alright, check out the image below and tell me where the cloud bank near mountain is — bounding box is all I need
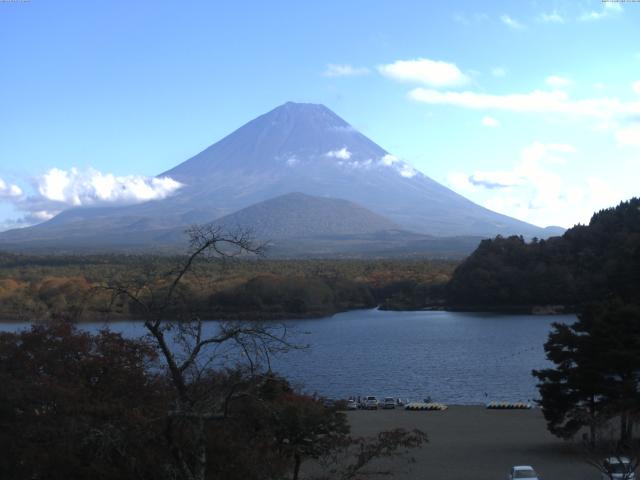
[0,167,182,229]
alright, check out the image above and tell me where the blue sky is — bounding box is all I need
[0,0,639,230]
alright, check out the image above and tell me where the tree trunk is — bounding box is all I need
[194,417,207,480]
[619,413,631,447]
[589,395,597,446]
[166,415,196,480]
[293,453,302,480]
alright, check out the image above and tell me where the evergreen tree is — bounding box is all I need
[533,303,640,444]
[448,197,640,309]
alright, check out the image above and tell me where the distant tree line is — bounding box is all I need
[0,255,455,321]
[447,198,640,309]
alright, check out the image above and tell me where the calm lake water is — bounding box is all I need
[0,309,575,405]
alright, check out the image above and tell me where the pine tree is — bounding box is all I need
[533,303,640,445]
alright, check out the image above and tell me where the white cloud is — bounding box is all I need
[377,154,418,178]
[0,177,23,199]
[408,87,640,119]
[520,142,576,165]
[328,149,417,176]
[491,67,507,77]
[36,167,182,206]
[579,11,606,21]
[326,147,352,160]
[539,11,564,23]
[286,156,299,166]
[447,172,477,192]
[470,170,521,188]
[452,13,469,25]
[453,12,489,25]
[579,3,623,21]
[615,124,640,147]
[30,210,56,221]
[467,142,575,191]
[446,142,576,227]
[481,116,500,127]
[446,141,632,228]
[0,167,183,230]
[338,158,373,170]
[379,154,400,166]
[545,75,573,88]
[0,209,62,232]
[453,13,471,25]
[398,164,417,178]
[604,2,624,13]
[632,81,640,95]
[378,58,470,87]
[500,14,525,30]
[323,64,370,77]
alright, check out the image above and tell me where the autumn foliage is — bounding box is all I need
[0,322,167,479]
[0,254,456,321]
[0,323,425,479]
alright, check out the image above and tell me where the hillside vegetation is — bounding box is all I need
[0,255,455,321]
[446,198,640,310]
[213,192,398,238]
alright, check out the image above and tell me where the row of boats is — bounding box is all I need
[342,397,532,411]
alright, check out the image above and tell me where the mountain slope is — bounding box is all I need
[0,102,560,251]
[211,192,398,239]
[157,102,551,237]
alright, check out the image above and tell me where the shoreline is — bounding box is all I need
[382,303,575,315]
[0,304,576,324]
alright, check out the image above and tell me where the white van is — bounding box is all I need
[364,396,379,409]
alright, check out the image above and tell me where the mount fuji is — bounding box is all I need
[0,102,562,253]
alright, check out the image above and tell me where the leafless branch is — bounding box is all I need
[93,224,289,480]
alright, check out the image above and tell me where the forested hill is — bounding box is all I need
[446,198,640,310]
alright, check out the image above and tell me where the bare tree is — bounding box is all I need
[580,421,640,480]
[104,225,292,480]
[314,428,428,480]
[100,224,428,480]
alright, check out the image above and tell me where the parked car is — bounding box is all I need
[323,399,336,408]
[364,396,379,410]
[346,399,358,410]
[508,465,539,479]
[602,457,636,480]
[383,397,396,409]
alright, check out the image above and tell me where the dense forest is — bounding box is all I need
[0,255,455,321]
[446,198,640,310]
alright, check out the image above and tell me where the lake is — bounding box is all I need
[0,309,575,405]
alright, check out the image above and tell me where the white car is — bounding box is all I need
[383,397,396,409]
[602,457,636,480]
[508,465,539,479]
[364,396,379,410]
[346,399,358,410]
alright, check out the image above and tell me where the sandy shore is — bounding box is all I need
[345,406,597,480]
